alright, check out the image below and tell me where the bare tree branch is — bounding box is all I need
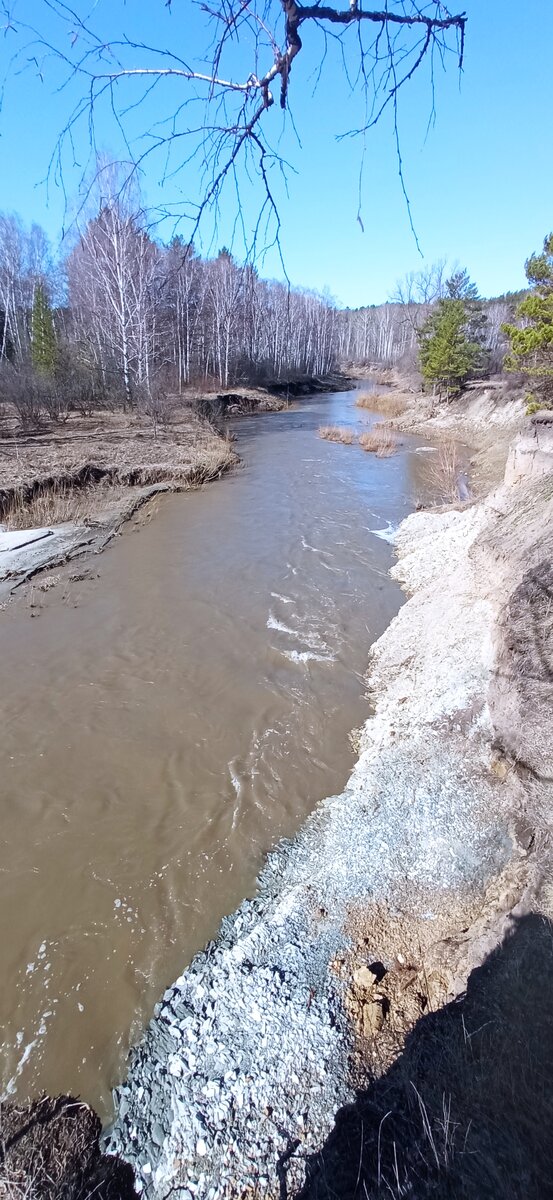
[2,1,467,255]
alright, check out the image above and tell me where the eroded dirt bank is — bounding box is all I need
[0,377,351,597]
[102,414,553,1198]
[0,407,235,598]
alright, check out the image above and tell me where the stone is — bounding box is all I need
[151,1121,165,1146]
[353,966,376,991]
[362,999,385,1037]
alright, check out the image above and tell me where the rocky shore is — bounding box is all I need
[104,415,553,1198]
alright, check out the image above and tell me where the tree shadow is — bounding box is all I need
[297,912,553,1200]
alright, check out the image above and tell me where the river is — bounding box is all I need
[0,388,431,1116]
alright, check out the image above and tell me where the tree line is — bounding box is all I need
[0,200,337,422]
[0,189,548,424]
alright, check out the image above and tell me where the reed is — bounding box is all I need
[355,391,408,416]
[358,423,398,457]
[318,425,356,444]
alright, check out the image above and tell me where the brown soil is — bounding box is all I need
[335,839,537,1088]
[300,906,553,1200]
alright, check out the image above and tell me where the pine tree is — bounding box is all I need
[418,297,483,401]
[502,233,553,407]
[445,267,480,302]
[31,282,57,375]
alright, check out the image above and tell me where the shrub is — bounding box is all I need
[418,437,465,503]
[358,424,397,457]
[525,394,552,415]
[355,391,407,416]
[318,425,355,444]
[0,363,45,428]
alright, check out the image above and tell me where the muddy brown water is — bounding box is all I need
[0,389,433,1117]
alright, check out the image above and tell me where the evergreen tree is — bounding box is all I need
[502,233,553,406]
[445,267,480,302]
[31,282,57,375]
[446,268,490,374]
[418,296,483,401]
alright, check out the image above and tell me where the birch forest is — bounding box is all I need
[0,197,514,418]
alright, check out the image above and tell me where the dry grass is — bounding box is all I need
[2,480,123,530]
[0,407,232,492]
[355,391,408,417]
[0,1095,135,1199]
[2,441,234,531]
[318,425,355,444]
[0,411,236,531]
[358,424,398,457]
[420,437,463,503]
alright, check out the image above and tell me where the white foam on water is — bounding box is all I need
[270,592,294,605]
[228,761,242,798]
[300,535,323,554]
[267,614,297,635]
[2,1037,40,1098]
[369,521,398,544]
[281,649,334,664]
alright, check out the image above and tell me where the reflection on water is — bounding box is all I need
[0,389,430,1116]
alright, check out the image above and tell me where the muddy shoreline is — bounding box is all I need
[0,408,236,599]
[0,375,352,600]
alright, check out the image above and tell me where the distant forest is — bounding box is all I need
[0,195,521,419]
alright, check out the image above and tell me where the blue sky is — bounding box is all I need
[1,0,552,306]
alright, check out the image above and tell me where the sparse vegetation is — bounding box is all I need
[525,395,546,415]
[0,1095,135,1199]
[419,437,463,503]
[0,408,236,533]
[355,391,408,416]
[503,232,553,407]
[2,480,122,530]
[318,425,355,444]
[358,424,398,457]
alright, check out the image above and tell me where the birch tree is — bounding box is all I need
[67,196,162,403]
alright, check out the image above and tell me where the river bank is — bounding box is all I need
[2,390,552,1199]
[101,411,553,1198]
[351,366,528,495]
[0,375,352,598]
[0,389,426,1182]
[0,406,236,598]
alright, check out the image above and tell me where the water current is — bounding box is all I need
[0,388,432,1115]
